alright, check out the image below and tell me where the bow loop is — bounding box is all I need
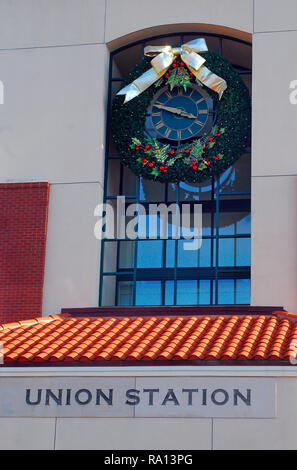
[180,47,206,71]
[150,50,174,74]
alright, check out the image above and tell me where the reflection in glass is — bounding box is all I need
[218,279,235,304]
[118,281,133,306]
[165,280,174,305]
[177,280,211,305]
[135,281,162,305]
[236,238,251,266]
[219,212,251,235]
[218,153,251,196]
[122,166,137,196]
[166,240,175,267]
[118,241,134,269]
[137,240,163,268]
[139,178,165,202]
[217,279,250,305]
[235,279,250,304]
[178,239,211,268]
[101,276,116,306]
[219,238,235,267]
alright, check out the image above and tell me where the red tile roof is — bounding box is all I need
[0,311,296,365]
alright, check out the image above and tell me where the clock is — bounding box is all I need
[146,84,215,144]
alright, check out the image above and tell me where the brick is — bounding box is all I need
[0,182,49,323]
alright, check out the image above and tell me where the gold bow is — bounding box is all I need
[117,38,227,103]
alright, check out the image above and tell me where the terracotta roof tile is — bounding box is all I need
[0,311,296,364]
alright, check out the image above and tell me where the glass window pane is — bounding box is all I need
[197,280,211,305]
[177,280,197,305]
[198,239,212,267]
[112,43,142,78]
[178,240,198,267]
[179,181,213,201]
[106,159,121,196]
[137,240,163,268]
[118,241,134,269]
[219,238,235,266]
[103,241,118,272]
[139,178,165,201]
[236,214,251,235]
[235,279,250,304]
[202,211,213,236]
[236,238,251,266]
[135,281,161,305]
[122,166,137,196]
[178,238,211,267]
[166,240,175,267]
[222,39,252,70]
[165,280,174,305]
[144,35,181,48]
[219,212,250,235]
[218,153,251,197]
[176,280,211,305]
[101,276,116,306]
[218,279,235,305]
[117,281,133,306]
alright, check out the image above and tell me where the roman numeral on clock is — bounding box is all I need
[164,128,171,138]
[196,97,206,105]
[155,121,164,130]
[194,119,204,126]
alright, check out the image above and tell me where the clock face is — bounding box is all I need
[146,84,215,143]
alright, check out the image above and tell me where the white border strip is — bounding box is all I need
[0,366,296,377]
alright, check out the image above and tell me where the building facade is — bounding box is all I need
[0,0,296,450]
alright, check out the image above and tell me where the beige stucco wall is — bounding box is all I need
[0,0,296,314]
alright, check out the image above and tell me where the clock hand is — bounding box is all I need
[179,111,197,119]
[154,104,182,114]
[154,104,197,119]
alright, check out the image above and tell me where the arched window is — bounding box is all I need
[99,32,251,307]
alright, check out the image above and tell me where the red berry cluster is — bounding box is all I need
[172,59,186,69]
[183,147,193,154]
[189,162,198,171]
[159,166,168,173]
[208,132,221,144]
[165,58,194,76]
[142,158,156,167]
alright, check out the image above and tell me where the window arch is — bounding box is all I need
[99,31,251,307]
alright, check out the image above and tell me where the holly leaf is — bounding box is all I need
[151,168,159,177]
[155,78,163,88]
[131,137,142,146]
[190,139,204,157]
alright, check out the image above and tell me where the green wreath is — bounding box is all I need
[111,50,251,183]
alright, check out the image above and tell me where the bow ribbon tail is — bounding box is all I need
[188,64,227,99]
[117,66,169,103]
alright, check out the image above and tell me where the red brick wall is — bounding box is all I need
[0,182,49,323]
